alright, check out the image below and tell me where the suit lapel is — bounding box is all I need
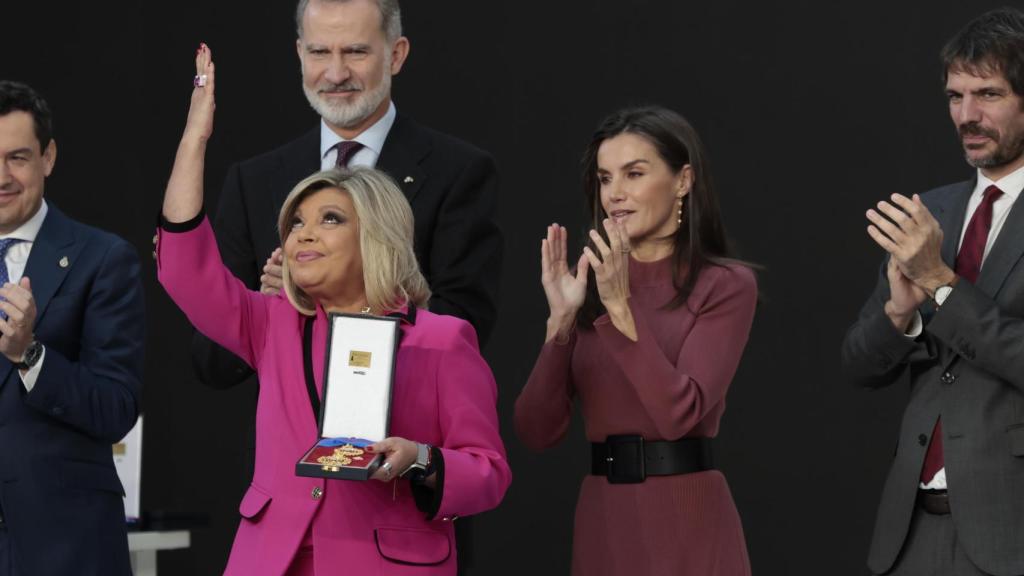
[977,180,1024,296]
[936,181,973,268]
[271,128,321,212]
[25,206,76,325]
[376,114,429,204]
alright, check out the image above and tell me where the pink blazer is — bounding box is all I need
[156,218,510,575]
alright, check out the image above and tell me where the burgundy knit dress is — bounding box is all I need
[515,257,756,576]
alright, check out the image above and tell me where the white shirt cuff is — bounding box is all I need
[19,346,45,393]
[904,311,923,339]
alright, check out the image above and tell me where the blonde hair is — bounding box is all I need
[278,167,430,316]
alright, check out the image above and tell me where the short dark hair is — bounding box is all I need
[0,81,53,151]
[941,7,1024,97]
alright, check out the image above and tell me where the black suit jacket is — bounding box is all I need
[192,113,502,389]
[0,205,144,576]
[841,179,1024,576]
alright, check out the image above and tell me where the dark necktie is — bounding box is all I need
[0,238,24,319]
[920,184,1003,484]
[334,141,365,168]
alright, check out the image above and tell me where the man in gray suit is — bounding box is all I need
[842,8,1024,576]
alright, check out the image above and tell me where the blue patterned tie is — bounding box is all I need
[0,238,24,319]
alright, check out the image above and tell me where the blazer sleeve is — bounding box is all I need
[432,321,511,520]
[23,239,144,443]
[840,256,938,388]
[513,333,577,452]
[426,153,502,348]
[594,265,757,440]
[157,215,270,373]
[190,162,260,389]
[925,278,1024,390]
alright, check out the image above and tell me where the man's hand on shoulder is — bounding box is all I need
[260,247,283,296]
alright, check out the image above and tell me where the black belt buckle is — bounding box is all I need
[605,435,645,484]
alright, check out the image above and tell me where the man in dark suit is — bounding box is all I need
[842,8,1024,576]
[192,0,500,392]
[0,81,144,576]
[191,0,501,572]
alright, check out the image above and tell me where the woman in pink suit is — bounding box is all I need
[514,106,756,576]
[156,46,510,576]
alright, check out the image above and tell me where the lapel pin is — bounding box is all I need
[403,176,414,184]
[59,256,69,268]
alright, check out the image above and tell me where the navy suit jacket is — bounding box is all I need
[0,205,144,576]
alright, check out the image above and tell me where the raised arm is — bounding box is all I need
[156,45,269,369]
[162,44,214,224]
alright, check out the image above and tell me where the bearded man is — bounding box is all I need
[842,7,1024,576]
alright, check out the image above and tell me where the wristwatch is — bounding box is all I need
[934,284,954,307]
[402,443,434,485]
[14,340,43,370]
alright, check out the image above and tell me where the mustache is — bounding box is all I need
[317,82,363,94]
[959,122,999,141]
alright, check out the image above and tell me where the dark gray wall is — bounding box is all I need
[1,1,1008,574]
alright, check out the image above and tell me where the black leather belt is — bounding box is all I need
[917,489,950,515]
[591,435,713,484]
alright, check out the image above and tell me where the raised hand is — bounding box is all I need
[184,43,216,143]
[541,224,589,342]
[583,218,631,309]
[582,218,636,340]
[162,43,218,223]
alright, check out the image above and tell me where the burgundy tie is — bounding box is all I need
[920,184,1003,484]
[334,140,364,168]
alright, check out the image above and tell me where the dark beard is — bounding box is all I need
[960,122,1024,168]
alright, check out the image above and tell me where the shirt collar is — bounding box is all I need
[976,163,1024,203]
[1,199,48,243]
[319,101,397,162]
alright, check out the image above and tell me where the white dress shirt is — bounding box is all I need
[319,101,397,170]
[0,200,49,392]
[917,164,1024,489]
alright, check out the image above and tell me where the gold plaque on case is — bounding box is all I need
[348,350,372,368]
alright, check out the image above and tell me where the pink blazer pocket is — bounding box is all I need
[375,527,451,566]
[239,483,272,519]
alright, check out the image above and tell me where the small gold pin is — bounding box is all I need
[403,176,414,184]
[59,256,69,268]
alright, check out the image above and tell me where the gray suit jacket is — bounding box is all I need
[841,178,1024,576]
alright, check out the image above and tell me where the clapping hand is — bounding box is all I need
[583,218,631,309]
[541,224,589,342]
[0,278,36,365]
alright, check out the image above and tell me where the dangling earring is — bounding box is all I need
[676,195,684,226]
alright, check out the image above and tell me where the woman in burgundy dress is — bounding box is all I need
[514,106,756,576]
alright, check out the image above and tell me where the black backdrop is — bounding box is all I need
[1,2,1011,574]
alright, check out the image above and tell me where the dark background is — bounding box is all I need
[1,1,1009,574]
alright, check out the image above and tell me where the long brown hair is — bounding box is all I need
[578,106,747,327]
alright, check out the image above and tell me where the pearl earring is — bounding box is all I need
[677,196,684,225]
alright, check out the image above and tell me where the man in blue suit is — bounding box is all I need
[0,81,144,576]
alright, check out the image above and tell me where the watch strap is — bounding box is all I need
[14,341,42,370]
